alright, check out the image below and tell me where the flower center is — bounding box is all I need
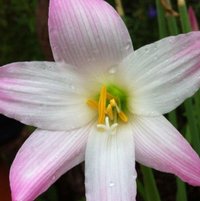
[87,84,128,132]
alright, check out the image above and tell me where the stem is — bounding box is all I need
[184,99,200,154]
[178,0,191,32]
[141,166,161,201]
[176,178,188,201]
[165,0,179,35]
[137,180,147,201]
[177,0,200,154]
[156,0,168,38]
[114,0,125,17]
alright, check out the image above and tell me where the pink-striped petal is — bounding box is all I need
[85,124,137,201]
[133,115,200,186]
[0,62,95,131]
[10,123,92,201]
[49,0,133,69]
[121,32,200,115]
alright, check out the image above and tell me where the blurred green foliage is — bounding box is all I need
[0,0,43,65]
[0,0,160,66]
[0,0,199,66]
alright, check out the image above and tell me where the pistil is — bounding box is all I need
[87,85,128,131]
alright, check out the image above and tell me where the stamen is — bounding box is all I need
[110,99,117,107]
[118,111,128,122]
[97,116,118,134]
[106,104,114,120]
[87,99,98,109]
[98,85,107,124]
[107,92,115,100]
[87,85,129,129]
[110,98,128,123]
[115,104,120,113]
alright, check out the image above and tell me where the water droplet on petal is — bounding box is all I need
[70,84,75,90]
[150,111,156,115]
[108,65,117,74]
[109,181,115,187]
[125,42,132,51]
[169,37,175,43]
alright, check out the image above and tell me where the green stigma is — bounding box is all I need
[106,84,128,112]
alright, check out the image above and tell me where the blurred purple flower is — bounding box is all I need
[148,5,157,19]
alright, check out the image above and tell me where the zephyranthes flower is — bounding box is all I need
[188,6,199,31]
[0,0,200,200]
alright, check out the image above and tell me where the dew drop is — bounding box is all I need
[150,111,156,116]
[109,181,115,187]
[125,42,132,51]
[169,37,175,43]
[175,98,180,102]
[70,84,75,90]
[108,65,117,74]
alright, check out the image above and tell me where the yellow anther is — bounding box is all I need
[98,85,107,124]
[87,85,129,127]
[110,99,116,107]
[86,99,98,109]
[110,98,128,123]
[118,111,128,123]
[106,104,114,120]
[107,92,115,100]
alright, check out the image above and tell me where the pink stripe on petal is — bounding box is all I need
[174,35,200,59]
[133,115,200,186]
[122,32,200,115]
[10,123,92,201]
[49,0,133,69]
[0,62,94,131]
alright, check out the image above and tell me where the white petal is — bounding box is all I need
[133,115,200,186]
[121,32,200,115]
[49,0,133,69]
[10,123,92,201]
[85,124,137,201]
[0,62,95,130]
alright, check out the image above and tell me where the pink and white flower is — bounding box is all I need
[188,6,199,31]
[0,0,200,200]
